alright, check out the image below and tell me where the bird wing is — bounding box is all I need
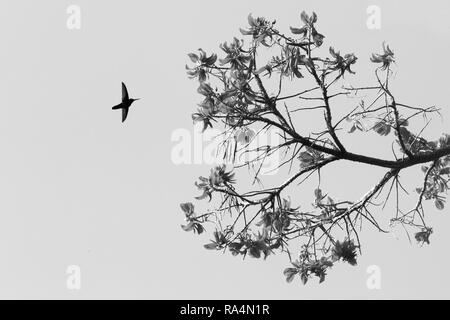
[121,82,129,102]
[112,103,123,110]
[122,107,129,122]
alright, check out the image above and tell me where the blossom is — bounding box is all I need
[239,14,274,46]
[219,37,252,71]
[186,49,217,82]
[290,11,325,47]
[209,165,235,187]
[370,42,395,70]
[328,47,358,76]
[415,228,432,245]
[180,203,205,234]
[331,239,358,265]
[234,128,255,145]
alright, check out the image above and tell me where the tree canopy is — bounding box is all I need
[180,11,450,284]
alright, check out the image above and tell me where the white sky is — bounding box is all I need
[0,0,449,298]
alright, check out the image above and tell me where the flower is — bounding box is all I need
[373,120,391,136]
[239,14,274,46]
[179,202,205,234]
[193,165,236,202]
[204,230,228,250]
[298,147,324,168]
[415,228,432,245]
[370,42,395,70]
[290,11,324,47]
[186,49,217,82]
[209,165,235,187]
[284,256,334,284]
[439,134,450,148]
[328,47,358,76]
[331,239,358,265]
[219,37,252,71]
[180,202,195,218]
[235,128,256,145]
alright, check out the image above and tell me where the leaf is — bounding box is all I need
[398,118,409,127]
[201,53,217,66]
[299,151,314,162]
[197,82,213,96]
[373,121,391,136]
[329,47,339,58]
[320,257,333,268]
[228,242,244,254]
[355,120,364,131]
[239,28,254,36]
[314,188,323,200]
[204,242,218,250]
[370,54,383,63]
[195,224,205,234]
[188,53,199,63]
[291,65,303,78]
[195,189,212,201]
[311,27,324,47]
[332,239,358,265]
[319,272,326,283]
[181,222,195,232]
[236,128,256,144]
[254,65,272,77]
[290,26,307,35]
[415,229,432,245]
[249,247,261,259]
[439,167,450,175]
[435,199,445,210]
[180,202,194,215]
[348,124,356,133]
[214,230,227,244]
[198,69,207,82]
[283,268,298,283]
[383,42,394,55]
[300,11,309,25]
[247,13,256,27]
[300,273,308,285]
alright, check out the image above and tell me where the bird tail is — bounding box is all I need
[112,103,123,110]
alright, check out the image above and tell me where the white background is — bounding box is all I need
[0,0,449,298]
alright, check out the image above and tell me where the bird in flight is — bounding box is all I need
[112,82,140,122]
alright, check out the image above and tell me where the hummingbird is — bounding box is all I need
[112,82,140,122]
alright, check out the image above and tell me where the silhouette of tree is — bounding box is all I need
[180,12,450,284]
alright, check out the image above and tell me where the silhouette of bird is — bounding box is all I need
[112,82,140,122]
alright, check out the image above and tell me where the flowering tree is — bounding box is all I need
[180,12,450,284]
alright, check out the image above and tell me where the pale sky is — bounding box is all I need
[0,0,449,299]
